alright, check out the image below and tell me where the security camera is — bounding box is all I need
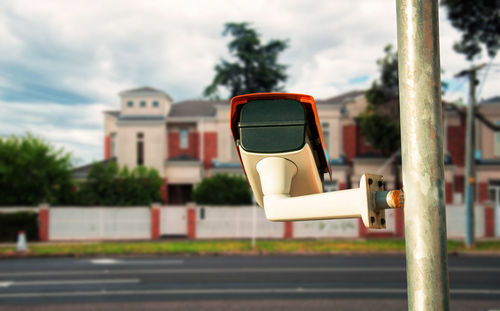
[230,92,403,229]
[230,93,329,207]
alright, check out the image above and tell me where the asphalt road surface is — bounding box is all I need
[0,254,499,311]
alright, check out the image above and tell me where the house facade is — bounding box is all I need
[103,87,500,208]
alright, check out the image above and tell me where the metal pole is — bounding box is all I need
[465,69,476,248]
[396,0,450,310]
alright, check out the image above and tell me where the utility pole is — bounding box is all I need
[396,0,450,309]
[455,63,486,248]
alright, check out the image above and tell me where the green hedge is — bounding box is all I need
[0,211,39,242]
[72,162,163,206]
[192,174,252,205]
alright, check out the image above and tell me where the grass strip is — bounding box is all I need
[1,239,499,257]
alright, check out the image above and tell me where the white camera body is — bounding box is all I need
[230,93,388,228]
[239,137,322,208]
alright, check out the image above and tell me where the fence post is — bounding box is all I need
[283,222,294,239]
[38,203,50,242]
[186,203,197,239]
[151,203,161,240]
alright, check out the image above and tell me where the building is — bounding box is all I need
[103,86,500,208]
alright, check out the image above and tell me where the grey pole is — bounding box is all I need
[464,69,476,248]
[396,0,450,310]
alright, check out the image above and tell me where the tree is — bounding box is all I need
[0,134,74,205]
[441,0,500,60]
[359,44,448,155]
[192,174,252,205]
[204,22,289,99]
[76,162,163,206]
[365,44,399,108]
[358,44,401,156]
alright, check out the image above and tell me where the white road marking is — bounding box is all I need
[91,259,120,265]
[0,282,12,288]
[89,259,184,265]
[0,278,140,287]
[0,287,498,298]
[0,266,499,278]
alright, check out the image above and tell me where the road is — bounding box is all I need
[0,254,499,310]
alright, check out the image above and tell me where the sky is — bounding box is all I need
[0,0,498,166]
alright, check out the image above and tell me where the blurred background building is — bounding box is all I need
[99,86,500,208]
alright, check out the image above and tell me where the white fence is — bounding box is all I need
[294,219,358,238]
[445,205,485,238]
[0,207,39,213]
[49,207,151,240]
[2,203,496,240]
[195,206,284,238]
[160,206,187,236]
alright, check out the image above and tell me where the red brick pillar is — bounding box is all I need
[187,204,196,239]
[38,204,49,241]
[342,124,358,163]
[478,182,489,203]
[151,204,161,240]
[358,219,367,237]
[104,135,111,159]
[484,205,495,237]
[394,209,405,237]
[203,132,218,169]
[445,182,453,204]
[283,222,294,239]
[338,182,347,190]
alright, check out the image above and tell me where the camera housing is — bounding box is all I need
[230,93,330,207]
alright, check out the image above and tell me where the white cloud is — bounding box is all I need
[0,101,105,165]
[0,0,498,164]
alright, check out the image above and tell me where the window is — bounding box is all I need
[110,133,117,157]
[137,132,144,165]
[490,181,500,206]
[153,101,159,107]
[495,121,500,156]
[489,188,497,203]
[140,101,146,107]
[322,122,330,153]
[180,128,188,149]
[127,101,133,107]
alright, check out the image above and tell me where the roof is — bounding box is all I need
[167,154,200,162]
[168,100,228,117]
[476,159,500,165]
[329,155,346,165]
[353,152,387,159]
[442,101,465,115]
[104,110,120,118]
[118,115,165,122]
[479,96,500,105]
[212,160,243,169]
[72,157,117,180]
[316,90,365,105]
[119,86,172,99]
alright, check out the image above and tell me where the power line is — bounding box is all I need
[476,55,497,101]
